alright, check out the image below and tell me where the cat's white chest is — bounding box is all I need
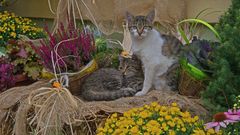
[131,29,175,76]
[132,30,166,63]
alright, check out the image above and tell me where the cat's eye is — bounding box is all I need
[143,26,152,30]
[129,26,137,30]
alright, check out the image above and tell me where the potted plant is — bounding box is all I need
[31,23,97,93]
[178,38,220,97]
[177,18,221,98]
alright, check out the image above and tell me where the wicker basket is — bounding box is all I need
[41,59,98,94]
[178,68,206,98]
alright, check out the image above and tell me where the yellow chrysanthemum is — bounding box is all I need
[97,102,220,135]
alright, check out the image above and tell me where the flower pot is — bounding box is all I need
[178,59,207,98]
[41,59,98,94]
[15,74,28,83]
[14,74,36,87]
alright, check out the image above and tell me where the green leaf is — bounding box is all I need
[0,46,6,57]
[177,27,190,45]
[194,8,211,19]
[178,19,221,41]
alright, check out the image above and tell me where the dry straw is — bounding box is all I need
[27,86,79,135]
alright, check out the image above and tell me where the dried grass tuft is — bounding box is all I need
[27,87,80,135]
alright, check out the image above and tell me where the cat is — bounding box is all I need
[80,55,143,101]
[126,10,182,96]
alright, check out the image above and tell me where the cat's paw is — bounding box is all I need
[121,88,137,97]
[135,91,147,96]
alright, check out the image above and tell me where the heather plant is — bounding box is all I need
[202,0,240,112]
[31,23,95,73]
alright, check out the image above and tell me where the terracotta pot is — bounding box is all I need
[14,74,36,87]
[15,74,28,83]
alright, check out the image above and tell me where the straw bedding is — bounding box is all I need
[0,80,209,135]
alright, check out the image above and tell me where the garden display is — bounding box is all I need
[0,0,239,135]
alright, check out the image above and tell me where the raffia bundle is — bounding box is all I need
[25,83,78,135]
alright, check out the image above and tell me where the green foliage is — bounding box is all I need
[0,11,45,80]
[177,18,220,45]
[202,0,240,112]
[6,40,43,79]
[0,46,5,57]
[94,37,122,68]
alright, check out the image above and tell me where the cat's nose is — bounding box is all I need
[119,66,123,70]
[137,29,144,36]
[137,31,143,36]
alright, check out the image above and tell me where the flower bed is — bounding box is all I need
[97,102,221,135]
[0,11,45,91]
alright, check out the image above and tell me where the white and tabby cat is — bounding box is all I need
[126,10,182,96]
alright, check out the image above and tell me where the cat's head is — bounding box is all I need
[118,54,141,74]
[126,10,155,40]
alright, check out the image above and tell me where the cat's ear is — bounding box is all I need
[146,10,155,23]
[126,11,134,22]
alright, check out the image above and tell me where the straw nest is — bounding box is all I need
[0,80,209,135]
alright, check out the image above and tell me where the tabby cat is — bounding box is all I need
[80,55,143,101]
[126,10,182,96]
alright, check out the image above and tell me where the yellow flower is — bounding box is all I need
[193,116,199,122]
[192,129,206,135]
[144,133,150,135]
[169,130,176,135]
[161,122,169,131]
[108,128,113,133]
[165,115,172,120]
[123,111,131,118]
[144,104,150,109]
[130,126,139,134]
[111,113,117,118]
[181,127,186,132]
[171,102,178,107]
[139,110,149,119]
[96,132,104,135]
[207,128,215,134]
[167,121,175,127]
[157,117,164,122]
[150,102,158,107]
[151,126,162,134]
[136,118,143,125]
[111,124,115,128]
[147,120,160,127]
